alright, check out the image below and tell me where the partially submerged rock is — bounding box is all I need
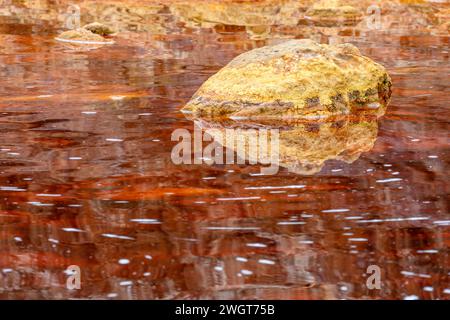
[182,39,392,120]
[56,28,107,43]
[82,22,115,36]
[55,23,115,45]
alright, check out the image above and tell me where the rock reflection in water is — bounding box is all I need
[193,116,380,175]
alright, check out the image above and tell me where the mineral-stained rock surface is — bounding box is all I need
[82,22,115,36]
[182,39,392,120]
[55,22,115,45]
[55,28,113,43]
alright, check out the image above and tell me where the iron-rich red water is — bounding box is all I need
[0,0,448,299]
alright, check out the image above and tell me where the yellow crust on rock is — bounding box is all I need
[82,22,115,36]
[56,28,107,42]
[183,39,391,119]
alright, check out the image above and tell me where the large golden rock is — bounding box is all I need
[182,39,392,120]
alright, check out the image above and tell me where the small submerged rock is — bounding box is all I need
[182,39,391,119]
[55,22,115,45]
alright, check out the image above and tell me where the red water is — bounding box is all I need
[0,0,449,299]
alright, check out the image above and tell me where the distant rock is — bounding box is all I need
[182,39,391,120]
[55,23,115,44]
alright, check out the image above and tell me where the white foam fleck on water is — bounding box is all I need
[62,228,85,233]
[129,219,161,224]
[348,238,368,242]
[376,178,402,183]
[245,185,305,190]
[118,259,130,265]
[416,249,438,254]
[28,202,54,207]
[1,186,26,192]
[241,269,253,276]
[277,221,306,225]
[339,285,349,292]
[357,219,384,223]
[404,295,419,300]
[246,243,267,248]
[401,271,431,278]
[258,259,275,265]
[236,257,248,262]
[322,208,350,213]
[102,233,135,240]
[433,220,450,225]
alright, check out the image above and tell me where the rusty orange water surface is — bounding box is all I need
[0,0,449,299]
